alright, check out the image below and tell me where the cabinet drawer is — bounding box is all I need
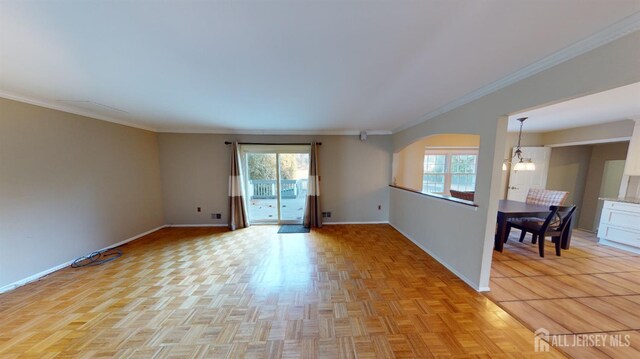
[600,209,640,231]
[604,201,640,214]
[598,225,640,248]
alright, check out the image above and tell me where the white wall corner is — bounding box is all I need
[477,116,509,292]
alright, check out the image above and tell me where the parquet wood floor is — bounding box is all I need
[0,225,564,358]
[488,229,640,358]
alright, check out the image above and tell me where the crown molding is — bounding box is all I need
[393,12,640,134]
[0,91,157,132]
[544,136,632,148]
[156,128,393,135]
[1,91,393,135]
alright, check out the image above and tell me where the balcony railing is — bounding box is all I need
[249,179,308,199]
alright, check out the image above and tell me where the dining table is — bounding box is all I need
[495,199,574,252]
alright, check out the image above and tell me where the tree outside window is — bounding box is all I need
[248,153,303,180]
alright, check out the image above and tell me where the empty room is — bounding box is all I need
[1,1,640,358]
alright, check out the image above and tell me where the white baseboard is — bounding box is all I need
[323,221,389,225]
[388,222,487,292]
[0,224,167,294]
[105,225,169,249]
[0,259,77,295]
[168,224,228,227]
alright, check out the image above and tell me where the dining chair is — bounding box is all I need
[506,205,577,257]
[510,188,569,242]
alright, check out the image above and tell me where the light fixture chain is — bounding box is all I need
[517,118,523,149]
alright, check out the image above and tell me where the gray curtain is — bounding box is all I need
[303,142,322,228]
[229,142,249,230]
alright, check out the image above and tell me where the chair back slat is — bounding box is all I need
[541,206,560,232]
[553,205,577,233]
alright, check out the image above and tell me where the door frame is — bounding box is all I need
[240,145,311,224]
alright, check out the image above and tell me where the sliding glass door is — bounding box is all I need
[246,152,279,222]
[278,153,310,223]
[243,146,310,224]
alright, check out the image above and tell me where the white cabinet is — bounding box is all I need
[598,200,640,254]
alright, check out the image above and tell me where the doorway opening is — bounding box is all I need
[242,145,310,224]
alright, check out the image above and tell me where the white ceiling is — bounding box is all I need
[509,82,640,133]
[1,1,639,134]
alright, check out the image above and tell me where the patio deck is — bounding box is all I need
[248,197,306,222]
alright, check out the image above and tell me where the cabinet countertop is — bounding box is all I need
[600,197,640,205]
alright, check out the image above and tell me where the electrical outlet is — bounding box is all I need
[322,211,332,218]
[211,213,222,219]
[378,204,382,210]
[197,207,201,212]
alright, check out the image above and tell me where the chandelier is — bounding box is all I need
[503,117,535,171]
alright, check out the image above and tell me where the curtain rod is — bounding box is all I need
[224,141,321,145]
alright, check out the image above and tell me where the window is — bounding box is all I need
[450,154,477,191]
[423,149,478,195]
[423,154,446,193]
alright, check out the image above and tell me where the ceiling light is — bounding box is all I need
[503,117,535,171]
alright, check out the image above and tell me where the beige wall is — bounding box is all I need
[546,146,592,225]
[393,134,480,191]
[158,133,392,224]
[0,98,164,289]
[390,30,640,291]
[624,120,640,176]
[580,142,629,231]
